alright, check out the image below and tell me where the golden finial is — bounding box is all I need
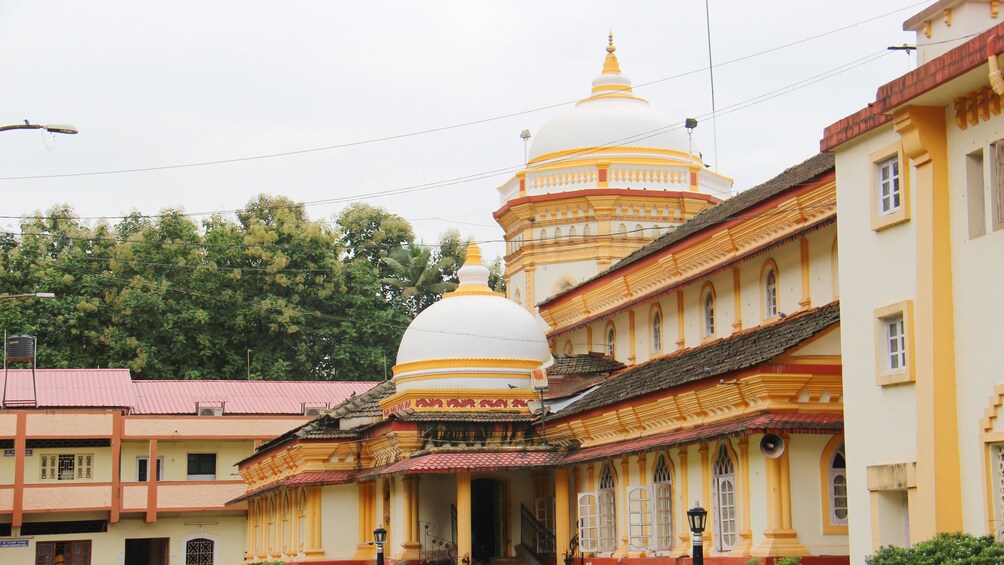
[607,31,616,53]
[464,241,484,267]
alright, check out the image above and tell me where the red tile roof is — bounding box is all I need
[228,469,358,504]
[131,380,375,415]
[2,369,135,408]
[358,451,566,478]
[561,413,843,464]
[0,368,375,414]
[821,21,1004,151]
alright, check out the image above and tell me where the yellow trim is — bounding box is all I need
[819,435,849,535]
[700,445,712,550]
[830,235,839,300]
[731,267,743,333]
[874,300,916,386]
[393,358,542,375]
[671,448,691,557]
[552,274,579,297]
[869,142,911,231]
[628,310,636,364]
[799,238,812,308]
[563,339,574,355]
[676,291,685,349]
[394,372,535,384]
[734,437,754,555]
[603,320,617,359]
[527,146,724,169]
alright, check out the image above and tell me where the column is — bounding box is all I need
[145,439,158,523]
[555,468,571,561]
[798,238,812,308]
[302,486,326,561]
[671,449,690,558]
[398,476,421,560]
[614,458,630,557]
[457,472,472,563]
[751,438,807,557]
[354,482,376,560]
[894,106,963,538]
[733,438,753,555]
[699,445,711,552]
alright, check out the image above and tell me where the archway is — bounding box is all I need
[471,478,507,564]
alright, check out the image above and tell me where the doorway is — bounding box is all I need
[471,478,506,565]
[124,537,169,565]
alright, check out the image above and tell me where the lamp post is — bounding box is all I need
[0,122,77,135]
[687,502,708,565]
[373,526,387,565]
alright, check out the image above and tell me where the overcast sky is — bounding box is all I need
[0,1,922,261]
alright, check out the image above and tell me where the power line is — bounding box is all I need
[0,3,921,184]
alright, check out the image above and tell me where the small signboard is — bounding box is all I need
[0,539,29,548]
[530,368,549,392]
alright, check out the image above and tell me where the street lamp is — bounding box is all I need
[373,526,387,565]
[687,502,708,565]
[0,122,77,135]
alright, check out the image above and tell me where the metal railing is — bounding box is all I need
[421,521,456,565]
[519,505,556,565]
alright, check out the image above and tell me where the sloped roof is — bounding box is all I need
[357,450,565,478]
[541,152,835,307]
[554,301,840,420]
[548,353,624,376]
[2,369,135,408]
[131,380,376,415]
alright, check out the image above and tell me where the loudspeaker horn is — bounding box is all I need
[760,434,785,459]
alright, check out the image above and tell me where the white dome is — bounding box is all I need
[396,293,549,366]
[528,36,694,163]
[528,97,693,161]
[395,243,550,367]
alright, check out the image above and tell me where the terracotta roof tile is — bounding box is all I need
[357,451,565,478]
[2,369,135,408]
[131,380,375,414]
[548,353,624,376]
[561,412,843,464]
[553,301,840,420]
[228,470,357,504]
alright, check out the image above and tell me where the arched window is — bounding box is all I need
[184,537,216,565]
[652,225,662,237]
[712,444,738,551]
[569,226,577,240]
[583,224,592,238]
[702,285,716,338]
[635,224,645,237]
[554,227,562,240]
[513,288,522,305]
[763,264,778,319]
[653,454,674,550]
[829,444,848,526]
[618,223,628,238]
[652,309,663,353]
[563,340,574,355]
[605,324,616,358]
[540,229,548,241]
[598,464,617,552]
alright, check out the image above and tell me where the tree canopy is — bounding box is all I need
[0,196,498,381]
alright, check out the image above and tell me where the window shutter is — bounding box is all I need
[627,485,654,551]
[577,493,598,552]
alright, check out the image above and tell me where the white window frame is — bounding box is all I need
[653,454,674,551]
[703,292,716,338]
[627,486,653,551]
[137,455,164,482]
[186,453,217,481]
[885,314,906,373]
[764,269,778,319]
[712,445,738,551]
[878,156,901,215]
[992,444,1004,541]
[598,465,617,553]
[829,445,848,526]
[652,311,663,353]
[577,493,599,553]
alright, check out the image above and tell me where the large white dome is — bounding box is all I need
[528,36,694,163]
[395,244,549,367]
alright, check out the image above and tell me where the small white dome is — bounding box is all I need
[395,243,550,367]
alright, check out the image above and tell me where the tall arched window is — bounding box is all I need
[598,464,617,552]
[583,224,592,238]
[712,444,738,551]
[653,454,674,550]
[605,324,616,358]
[829,444,848,526]
[563,340,574,355]
[554,227,562,240]
[652,310,663,353]
[569,226,577,240]
[764,266,778,319]
[702,286,716,338]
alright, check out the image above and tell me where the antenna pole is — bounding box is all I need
[704,0,720,171]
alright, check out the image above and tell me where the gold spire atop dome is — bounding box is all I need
[602,32,621,75]
[465,241,484,267]
[442,241,502,298]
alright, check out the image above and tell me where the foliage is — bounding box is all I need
[774,557,802,565]
[0,196,500,381]
[380,243,457,317]
[866,532,1004,565]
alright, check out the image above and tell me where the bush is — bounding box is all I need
[866,532,1004,564]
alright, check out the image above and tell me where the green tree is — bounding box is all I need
[867,532,1004,564]
[380,243,457,316]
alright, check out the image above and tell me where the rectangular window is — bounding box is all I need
[137,456,164,482]
[967,149,986,239]
[36,540,92,565]
[870,144,910,231]
[874,301,914,385]
[40,453,92,481]
[186,453,216,480]
[885,315,906,372]
[993,141,1004,231]
[879,157,901,215]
